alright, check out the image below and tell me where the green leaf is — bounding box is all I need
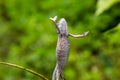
[95,0,120,16]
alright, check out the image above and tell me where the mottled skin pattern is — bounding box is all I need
[57,35,70,71]
[52,18,69,80]
[51,16,89,80]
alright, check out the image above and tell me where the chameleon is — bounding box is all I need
[50,16,89,80]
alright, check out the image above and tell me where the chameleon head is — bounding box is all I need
[58,18,69,36]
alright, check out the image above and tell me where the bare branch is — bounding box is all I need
[68,31,89,38]
[0,62,49,80]
[50,16,60,34]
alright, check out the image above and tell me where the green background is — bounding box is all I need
[0,0,120,80]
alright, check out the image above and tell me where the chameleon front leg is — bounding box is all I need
[68,31,89,38]
[50,16,61,34]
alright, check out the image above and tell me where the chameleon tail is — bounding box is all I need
[52,64,60,80]
[52,64,65,80]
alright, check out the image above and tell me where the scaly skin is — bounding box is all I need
[51,17,89,80]
[52,18,70,80]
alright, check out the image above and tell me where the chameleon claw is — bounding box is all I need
[50,16,57,22]
[83,31,89,36]
[50,16,61,34]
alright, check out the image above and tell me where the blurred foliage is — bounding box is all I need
[0,0,120,80]
[95,0,120,15]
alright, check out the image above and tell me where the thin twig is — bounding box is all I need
[0,62,49,80]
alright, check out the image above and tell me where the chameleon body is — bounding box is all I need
[52,18,70,80]
[50,16,89,80]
